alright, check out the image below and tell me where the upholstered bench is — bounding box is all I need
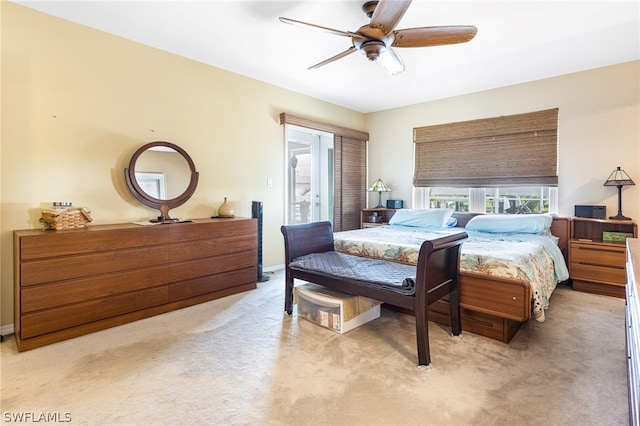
[281,221,467,368]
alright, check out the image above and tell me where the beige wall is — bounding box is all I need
[0,3,366,328]
[2,2,639,331]
[366,61,639,221]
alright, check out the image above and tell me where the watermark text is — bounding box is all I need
[3,412,72,423]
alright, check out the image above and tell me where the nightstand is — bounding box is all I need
[361,208,396,228]
[569,217,638,298]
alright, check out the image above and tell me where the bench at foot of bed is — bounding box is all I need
[281,221,468,368]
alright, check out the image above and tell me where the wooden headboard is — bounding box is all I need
[451,212,570,263]
[549,216,570,261]
[451,212,483,228]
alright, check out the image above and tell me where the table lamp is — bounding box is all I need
[368,178,392,208]
[604,166,635,220]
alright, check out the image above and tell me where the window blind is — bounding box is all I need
[413,108,559,188]
[335,135,367,231]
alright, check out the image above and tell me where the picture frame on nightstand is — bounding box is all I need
[602,231,634,243]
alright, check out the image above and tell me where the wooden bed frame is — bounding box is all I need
[428,212,570,343]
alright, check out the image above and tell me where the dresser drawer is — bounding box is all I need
[20,245,169,286]
[571,242,626,267]
[20,286,168,339]
[169,251,257,282]
[169,234,257,262]
[18,226,169,260]
[21,265,169,313]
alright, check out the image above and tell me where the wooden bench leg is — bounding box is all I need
[284,272,294,315]
[448,286,462,337]
[415,305,432,369]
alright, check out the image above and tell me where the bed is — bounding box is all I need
[333,211,570,343]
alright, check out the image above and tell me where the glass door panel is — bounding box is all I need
[285,125,333,225]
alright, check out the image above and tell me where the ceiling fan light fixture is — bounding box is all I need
[376,49,405,75]
[360,40,386,60]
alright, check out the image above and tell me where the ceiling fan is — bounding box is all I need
[279,0,477,75]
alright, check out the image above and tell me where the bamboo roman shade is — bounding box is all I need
[413,108,559,187]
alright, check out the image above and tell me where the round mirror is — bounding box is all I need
[125,141,199,222]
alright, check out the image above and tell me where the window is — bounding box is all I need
[414,186,558,214]
[484,187,552,214]
[427,187,470,211]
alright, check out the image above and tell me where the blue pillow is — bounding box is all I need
[388,209,454,228]
[465,214,553,234]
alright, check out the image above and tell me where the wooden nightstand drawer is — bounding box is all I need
[570,262,627,284]
[571,242,626,267]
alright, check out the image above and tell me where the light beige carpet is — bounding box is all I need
[0,269,629,425]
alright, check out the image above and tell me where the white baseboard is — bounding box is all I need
[264,264,284,273]
[1,323,15,337]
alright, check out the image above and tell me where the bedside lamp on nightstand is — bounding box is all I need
[604,166,635,220]
[368,178,392,209]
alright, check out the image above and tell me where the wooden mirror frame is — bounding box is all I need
[125,141,199,222]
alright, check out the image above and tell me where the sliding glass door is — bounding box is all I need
[284,124,334,225]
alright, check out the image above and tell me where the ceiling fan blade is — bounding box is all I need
[369,0,412,35]
[375,46,405,75]
[392,26,478,48]
[279,17,363,40]
[308,46,358,70]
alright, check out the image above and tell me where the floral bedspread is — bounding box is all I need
[333,225,569,322]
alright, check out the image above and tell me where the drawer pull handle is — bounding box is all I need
[577,262,625,270]
[578,247,624,253]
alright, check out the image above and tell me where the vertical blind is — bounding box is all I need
[335,136,367,231]
[413,108,559,187]
[280,113,369,231]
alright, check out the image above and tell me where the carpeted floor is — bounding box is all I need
[0,269,629,425]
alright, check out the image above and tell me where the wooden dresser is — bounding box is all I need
[626,238,639,426]
[14,218,257,351]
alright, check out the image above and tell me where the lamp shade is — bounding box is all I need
[604,166,635,220]
[604,166,635,187]
[368,179,392,193]
[368,179,391,209]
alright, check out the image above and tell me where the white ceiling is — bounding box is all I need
[14,0,640,113]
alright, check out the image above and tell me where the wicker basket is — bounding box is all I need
[40,207,93,230]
